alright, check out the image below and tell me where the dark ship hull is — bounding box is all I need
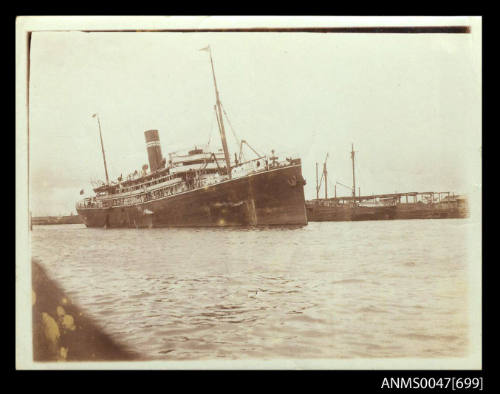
[306,192,468,222]
[306,204,396,222]
[394,204,467,219]
[77,164,307,228]
[351,206,397,221]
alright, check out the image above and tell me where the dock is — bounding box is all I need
[306,192,468,222]
[309,144,468,223]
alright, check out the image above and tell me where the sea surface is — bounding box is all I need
[31,219,473,361]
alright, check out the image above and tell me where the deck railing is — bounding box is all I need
[77,156,301,210]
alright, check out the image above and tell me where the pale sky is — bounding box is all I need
[28,28,481,216]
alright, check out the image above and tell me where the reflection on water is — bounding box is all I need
[31,219,471,360]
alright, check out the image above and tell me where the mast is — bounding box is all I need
[324,161,328,199]
[93,113,109,185]
[316,162,319,200]
[202,46,232,179]
[351,143,356,200]
[323,154,329,199]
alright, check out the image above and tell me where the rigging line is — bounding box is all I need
[238,141,246,163]
[207,109,215,147]
[356,163,361,193]
[354,152,363,194]
[220,102,240,148]
[214,104,223,147]
[317,152,329,195]
[318,170,325,191]
[336,181,352,190]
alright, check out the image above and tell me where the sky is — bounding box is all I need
[28,28,481,216]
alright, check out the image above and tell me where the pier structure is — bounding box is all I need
[312,191,460,206]
[308,144,468,222]
[306,192,468,221]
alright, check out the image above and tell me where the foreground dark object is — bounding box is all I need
[32,259,138,361]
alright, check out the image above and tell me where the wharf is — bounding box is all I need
[306,192,468,222]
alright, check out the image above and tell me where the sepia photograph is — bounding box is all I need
[16,16,482,371]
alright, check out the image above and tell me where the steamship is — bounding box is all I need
[76,47,308,228]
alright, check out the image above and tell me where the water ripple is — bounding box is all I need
[31,220,470,360]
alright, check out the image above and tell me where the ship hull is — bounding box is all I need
[306,204,397,222]
[306,202,467,221]
[77,164,307,228]
[394,205,467,219]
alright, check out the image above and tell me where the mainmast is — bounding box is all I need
[315,162,319,200]
[201,46,232,179]
[315,153,329,199]
[92,113,110,185]
[351,143,356,200]
[324,161,328,199]
[323,153,329,199]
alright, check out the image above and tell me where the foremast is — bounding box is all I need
[92,113,110,186]
[201,46,232,179]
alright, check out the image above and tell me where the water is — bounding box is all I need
[31,219,471,360]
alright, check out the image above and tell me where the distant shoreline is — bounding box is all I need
[31,215,82,226]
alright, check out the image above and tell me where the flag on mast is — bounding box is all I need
[199,45,210,52]
[92,113,97,118]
